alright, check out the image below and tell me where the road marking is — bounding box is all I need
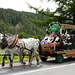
[11,63,75,75]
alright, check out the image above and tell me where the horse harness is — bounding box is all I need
[5,35,34,54]
[8,36,19,49]
[17,39,33,53]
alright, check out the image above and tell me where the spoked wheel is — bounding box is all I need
[40,57,47,61]
[56,54,63,63]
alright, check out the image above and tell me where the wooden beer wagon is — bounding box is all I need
[38,24,75,63]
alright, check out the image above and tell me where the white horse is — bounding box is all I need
[21,38,40,66]
[0,33,41,68]
[0,33,26,68]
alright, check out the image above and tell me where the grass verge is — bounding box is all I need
[0,56,40,64]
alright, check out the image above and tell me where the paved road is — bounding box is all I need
[0,57,75,75]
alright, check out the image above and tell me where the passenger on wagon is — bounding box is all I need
[47,33,54,43]
[41,29,50,45]
[48,32,59,50]
[70,29,75,43]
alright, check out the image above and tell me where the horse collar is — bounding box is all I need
[8,36,19,49]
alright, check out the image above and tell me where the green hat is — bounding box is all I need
[50,25,58,32]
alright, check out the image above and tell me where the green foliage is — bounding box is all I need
[27,0,75,26]
[18,32,28,38]
[54,0,75,24]
[27,3,59,27]
[42,0,75,24]
[0,8,47,40]
[3,31,8,34]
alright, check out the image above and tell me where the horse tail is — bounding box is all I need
[39,42,42,55]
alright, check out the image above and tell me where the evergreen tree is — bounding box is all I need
[27,0,75,25]
[52,0,75,24]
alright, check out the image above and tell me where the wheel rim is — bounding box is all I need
[58,55,63,62]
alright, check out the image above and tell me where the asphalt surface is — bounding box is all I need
[0,57,75,75]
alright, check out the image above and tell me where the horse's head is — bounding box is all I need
[0,34,8,49]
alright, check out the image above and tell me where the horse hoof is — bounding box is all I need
[21,62,22,65]
[2,62,5,67]
[28,64,31,67]
[8,66,11,69]
[23,62,26,65]
[30,63,33,65]
[29,65,31,67]
[37,63,39,65]
[24,65,26,68]
[10,64,12,67]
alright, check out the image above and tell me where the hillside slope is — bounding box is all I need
[0,8,47,40]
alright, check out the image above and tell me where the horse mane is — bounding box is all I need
[5,33,19,49]
[6,33,14,38]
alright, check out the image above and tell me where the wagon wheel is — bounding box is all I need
[40,57,47,61]
[56,54,63,63]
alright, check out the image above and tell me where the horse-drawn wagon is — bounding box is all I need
[38,24,75,63]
